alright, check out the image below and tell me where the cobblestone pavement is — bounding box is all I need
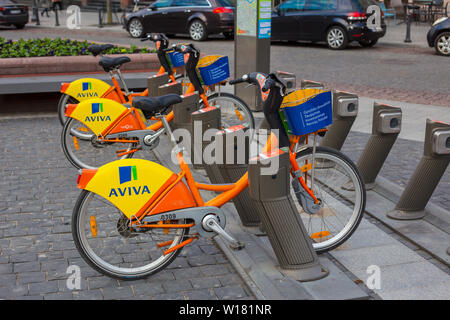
[340,131,449,210]
[0,116,254,300]
[1,25,449,107]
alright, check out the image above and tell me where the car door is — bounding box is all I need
[272,0,307,41]
[300,0,337,40]
[142,0,174,33]
[168,0,196,33]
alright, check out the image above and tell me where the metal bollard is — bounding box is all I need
[98,8,103,28]
[190,106,222,174]
[171,92,200,131]
[248,149,328,281]
[54,6,59,26]
[356,102,401,190]
[215,127,261,227]
[147,73,169,97]
[319,90,358,151]
[158,81,182,96]
[404,12,412,43]
[387,119,450,220]
[300,79,324,90]
[32,1,40,25]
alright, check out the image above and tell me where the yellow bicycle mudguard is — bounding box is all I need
[61,78,112,101]
[78,159,178,219]
[66,98,128,135]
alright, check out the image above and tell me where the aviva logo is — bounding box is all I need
[77,82,99,98]
[109,166,151,198]
[91,102,104,114]
[85,103,111,122]
[119,165,137,184]
[82,82,92,91]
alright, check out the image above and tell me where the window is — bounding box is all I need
[305,0,336,10]
[338,0,354,11]
[216,0,234,7]
[192,0,211,6]
[153,0,173,8]
[173,0,193,6]
[279,0,307,12]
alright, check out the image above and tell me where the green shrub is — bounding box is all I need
[0,37,154,58]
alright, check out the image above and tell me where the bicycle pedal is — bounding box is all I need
[202,215,245,250]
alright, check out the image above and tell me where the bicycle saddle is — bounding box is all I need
[87,44,114,56]
[132,94,182,118]
[98,56,131,72]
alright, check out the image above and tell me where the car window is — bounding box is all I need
[356,0,379,10]
[192,0,211,6]
[173,0,193,6]
[279,0,307,12]
[216,0,234,7]
[305,0,337,10]
[153,0,173,8]
[337,0,354,11]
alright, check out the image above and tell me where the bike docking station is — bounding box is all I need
[170,92,200,131]
[353,102,402,190]
[387,119,450,220]
[214,127,262,230]
[319,90,359,152]
[147,73,170,97]
[248,149,328,282]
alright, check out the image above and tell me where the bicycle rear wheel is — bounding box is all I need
[291,146,366,253]
[203,92,255,131]
[61,118,137,170]
[72,190,190,280]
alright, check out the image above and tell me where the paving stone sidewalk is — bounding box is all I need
[0,116,254,300]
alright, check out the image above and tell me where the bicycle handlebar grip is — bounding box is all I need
[262,78,274,92]
[229,78,245,85]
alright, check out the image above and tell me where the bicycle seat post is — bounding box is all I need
[113,68,130,95]
[156,113,178,148]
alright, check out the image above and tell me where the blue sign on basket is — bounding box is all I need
[281,91,333,136]
[197,56,230,86]
[167,51,185,67]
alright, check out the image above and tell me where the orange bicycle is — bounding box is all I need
[61,42,254,169]
[71,72,366,280]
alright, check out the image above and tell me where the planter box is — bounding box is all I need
[0,53,160,76]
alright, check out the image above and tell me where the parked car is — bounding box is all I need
[123,0,234,41]
[0,0,28,29]
[427,16,450,56]
[271,0,387,49]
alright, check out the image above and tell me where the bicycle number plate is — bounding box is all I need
[160,213,177,221]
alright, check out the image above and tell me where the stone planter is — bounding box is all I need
[0,53,160,76]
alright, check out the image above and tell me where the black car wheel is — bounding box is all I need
[359,38,378,47]
[434,32,450,56]
[15,24,25,29]
[326,26,348,50]
[189,19,207,41]
[128,18,144,38]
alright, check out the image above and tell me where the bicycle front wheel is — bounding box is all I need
[61,118,137,170]
[203,92,255,131]
[72,191,191,280]
[291,146,366,253]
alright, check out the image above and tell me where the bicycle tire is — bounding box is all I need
[61,117,136,170]
[203,92,255,131]
[72,190,190,280]
[292,146,366,253]
[57,93,79,127]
